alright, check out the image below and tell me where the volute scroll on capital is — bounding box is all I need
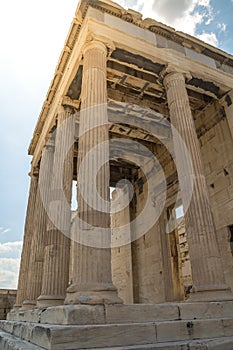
[163,64,192,88]
[59,97,80,114]
[29,166,39,178]
[82,33,115,57]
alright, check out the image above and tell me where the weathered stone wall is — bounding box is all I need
[131,222,169,304]
[130,171,175,304]
[200,111,233,291]
[0,290,16,320]
[111,172,170,304]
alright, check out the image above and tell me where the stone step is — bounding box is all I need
[7,301,233,325]
[79,337,233,350]
[0,327,233,350]
[0,317,233,350]
[0,329,44,350]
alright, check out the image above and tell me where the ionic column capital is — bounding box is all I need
[82,33,115,57]
[29,166,39,178]
[164,71,185,86]
[61,96,81,113]
[163,65,192,88]
[82,40,108,57]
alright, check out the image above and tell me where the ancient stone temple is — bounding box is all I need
[1,0,233,348]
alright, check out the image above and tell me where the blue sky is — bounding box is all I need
[0,0,233,289]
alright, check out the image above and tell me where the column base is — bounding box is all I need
[21,300,37,311]
[12,304,21,311]
[37,295,65,308]
[65,283,123,305]
[188,285,233,302]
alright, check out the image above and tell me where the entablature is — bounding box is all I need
[29,0,233,170]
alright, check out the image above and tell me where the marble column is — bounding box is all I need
[37,107,75,307]
[13,171,39,310]
[22,138,55,309]
[164,71,232,301]
[65,40,121,305]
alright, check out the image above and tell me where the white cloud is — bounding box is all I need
[0,241,22,256]
[116,0,137,7]
[204,6,214,25]
[0,242,22,288]
[198,0,210,5]
[217,23,227,33]
[151,0,192,23]
[1,228,11,234]
[134,0,213,35]
[174,11,204,35]
[116,0,214,36]
[197,32,219,47]
[0,258,20,289]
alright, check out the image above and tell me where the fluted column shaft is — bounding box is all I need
[66,40,121,305]
[164,72,231,301]
[22,139,55,309]
[14,173,38,310]
[37,108,75,307]
[78,41,110,228]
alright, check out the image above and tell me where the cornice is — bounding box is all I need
[90,0,233,64]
